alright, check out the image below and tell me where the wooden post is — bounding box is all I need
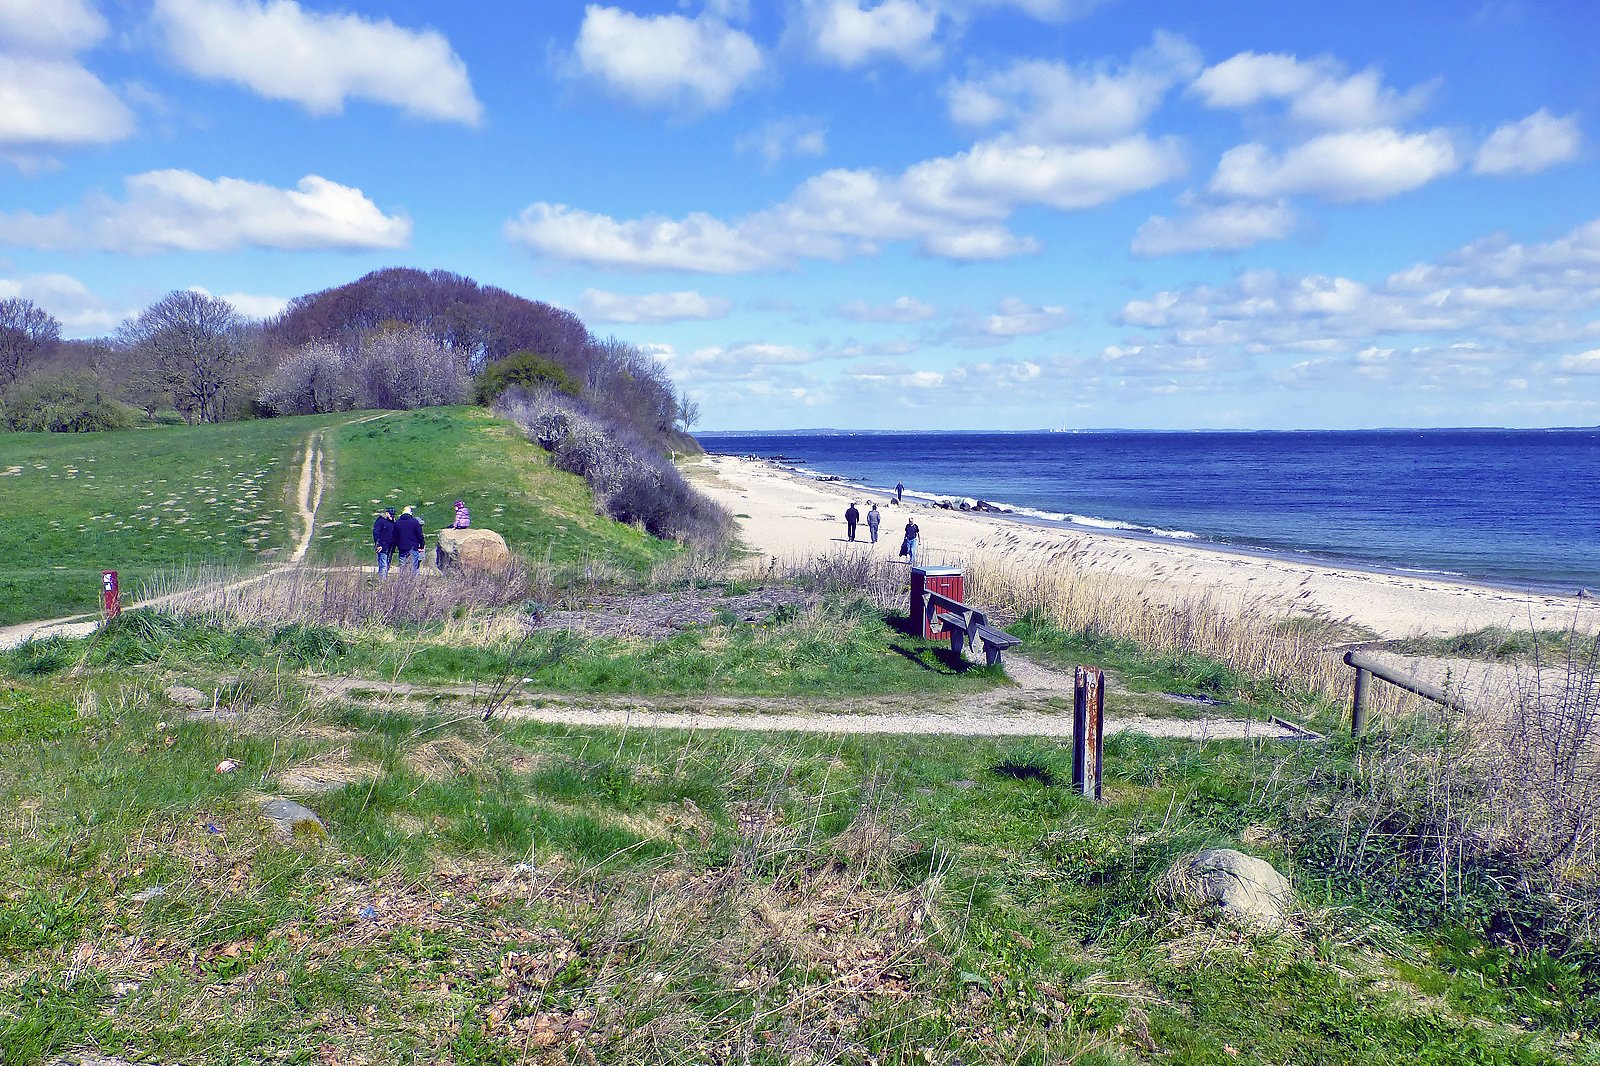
[1073,666,1104,801]
[1351,666,1369,736]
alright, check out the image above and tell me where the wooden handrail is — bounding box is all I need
[1343,647,1471,734]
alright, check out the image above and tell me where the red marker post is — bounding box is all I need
[101,570,120,619]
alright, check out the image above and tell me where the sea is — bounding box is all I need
[697,429,1600,595]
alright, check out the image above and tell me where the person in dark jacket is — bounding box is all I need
[372,508,397,576]
[844,502,860,541]
[902,518,920,566]
[394,506,425,571]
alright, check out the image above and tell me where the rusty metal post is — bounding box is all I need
[1351,665,1369,736]
[1073,666,1105,801]
[101,570,120,619]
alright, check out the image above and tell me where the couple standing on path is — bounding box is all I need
[844,501,882,543]
[372,500,471,575]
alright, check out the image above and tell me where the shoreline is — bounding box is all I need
[693,453,1600,640]
[740,455,1587,598]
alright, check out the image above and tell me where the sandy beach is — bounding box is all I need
[694,454,1600,640]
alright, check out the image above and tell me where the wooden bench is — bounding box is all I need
[923,589,1022,666]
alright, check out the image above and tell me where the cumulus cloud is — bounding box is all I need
[735,117,828,167]
[794,0,940,69]
[573,5,762,111]
[505,204,779,274]
[1114,215,1600,393]
[0,56,134,146]
[0,268,127,334]
[578,288,733,324]
[839,296,937,323]
[152,0,481,124]
[1559,349,1600,374]
[1132,200,1296,256]
[0,170,411,253]
[1474,109,1582,175]
[946,32,1200,142]
[1191,50,1432,129]
[1210,128,1459,202]
[214,290,288,319]
[0,0,107,54]
[509,132,1178,271]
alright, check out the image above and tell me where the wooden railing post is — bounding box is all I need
[1073,666,1104,801]
[1351,666,1370,736]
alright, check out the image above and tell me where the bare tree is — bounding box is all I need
[0,298,62,391]
[676,389,701,434]
[117,291,245,423]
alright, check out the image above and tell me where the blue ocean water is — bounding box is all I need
[699,429,1600,594]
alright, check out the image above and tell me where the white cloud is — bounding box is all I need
[1133,200,1296,256]
[0,0,107,54]
[839,296,937,323]
[1191,51,1432,129]
[578,288,733,323]
[0,56,133,146]
[217,291,288,319]
[0,269,126,334]
[979,297,1071,336]
[1114,216,1600,391]
[152,0,481,124]
[505,203,779,273]
[735,117,828,167]
[796,0,940,69]
[573,5,762,111]
[1474,109,1582,175]
[1210,128,1459,202]
[946,32,1201,142]
[1559,349,1600,374]
[0,170,411,253]
[510,133,1181,271]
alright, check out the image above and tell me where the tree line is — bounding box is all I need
[0,269,700,453]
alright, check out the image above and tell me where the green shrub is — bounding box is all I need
[473,350,579,406]
[1,371,134,432]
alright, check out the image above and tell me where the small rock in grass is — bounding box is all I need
[259,797,327,840]
[164,685,210,709]
[128,885,166,903]
[1166,848,1292,929]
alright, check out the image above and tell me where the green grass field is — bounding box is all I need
[0,415,345,625]
[311,407,676,571]
[1,659,1591,1064]
[0,407,676,626]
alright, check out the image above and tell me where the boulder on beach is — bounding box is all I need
[435,527,512,571]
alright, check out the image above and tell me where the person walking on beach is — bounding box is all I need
[372,507,396,577]
[452,500,471,528]
[866,503,881,544]
[394,505,425,572]
[901,518,920,566]
[895,481,905,503]
[844,501,860,541]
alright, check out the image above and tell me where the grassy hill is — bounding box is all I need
[0,407,676,626]
[311,407,673,571]
[0,415,340,625]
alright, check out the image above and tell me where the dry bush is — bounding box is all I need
[775,551,906,612]
[139,560,531,628]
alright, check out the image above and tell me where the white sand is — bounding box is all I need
[695,455,1600,640]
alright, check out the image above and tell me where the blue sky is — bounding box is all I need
[2,0,1597,430]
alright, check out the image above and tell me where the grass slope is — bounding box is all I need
[1,660,1592,1064]
[0,415,346,625]
[312,407,674,571]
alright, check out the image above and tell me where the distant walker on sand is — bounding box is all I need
[845,501,860,541]
[900,518,920,566]
[866,503,881,543]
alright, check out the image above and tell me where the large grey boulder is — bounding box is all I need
[435,527,512,571]
[1168,848,1292,929]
